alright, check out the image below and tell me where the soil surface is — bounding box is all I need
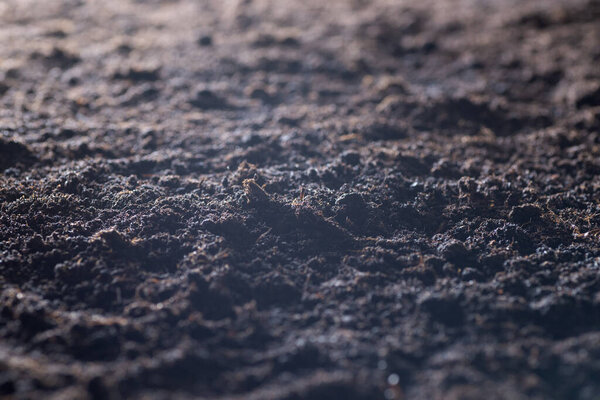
[1,0,600,399]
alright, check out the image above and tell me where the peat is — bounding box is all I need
[1,0,600,399]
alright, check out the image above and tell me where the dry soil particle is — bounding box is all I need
[1,0,600,399]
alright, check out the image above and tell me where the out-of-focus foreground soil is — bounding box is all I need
[1,0,600,398]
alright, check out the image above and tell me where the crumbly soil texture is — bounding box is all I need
[1,0,600,399]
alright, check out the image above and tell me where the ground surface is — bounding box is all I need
[1,0,600,399]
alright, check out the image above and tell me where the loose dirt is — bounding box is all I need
[1,0,600,399]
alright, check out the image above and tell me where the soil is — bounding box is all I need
[1,0,600,399]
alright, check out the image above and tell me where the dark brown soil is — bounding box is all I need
[1,0,600,399]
